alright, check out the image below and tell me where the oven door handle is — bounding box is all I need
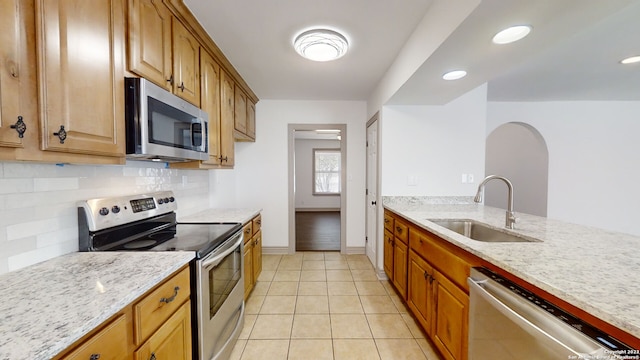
[201,232,243,269]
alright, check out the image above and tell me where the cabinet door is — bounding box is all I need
[252,230,262,282]
[407,250,434,336]
[0,0,28,149]
[200,50,221,165]
[246,99,256,139]
[219,71,235,166]
[61,314,129,360]
[128,0,172,90]
[36,0,125,157]
[234,86,247,134]
[393,239,408,299]
[172,19,200,106]
[135,301,192,360]
[383,230,394,280]
[243,240,253,299]
[433,271,469,360]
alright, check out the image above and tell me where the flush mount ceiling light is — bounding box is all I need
[492,25,532,45]
[442,70,467,81]
[294,28,349,62]
[620,55,640,64]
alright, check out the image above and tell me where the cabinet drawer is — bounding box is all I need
[384,212,394,232]
[134,300,192,360]
[134,267,191,345]
[242,222,253,243]
[61,314,129,360]
[394,219,409,244]
[410,228,472,292]
[252,214,262,235]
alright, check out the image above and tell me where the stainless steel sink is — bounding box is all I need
[427,219,540,243]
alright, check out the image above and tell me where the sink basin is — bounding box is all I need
[427,219,539,243]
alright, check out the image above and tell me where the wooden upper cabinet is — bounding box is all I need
[128,0,172,91]
[36,0,125,157]
[234,86,247,134]
[246,99,256,140]
[219,71,235,166]
[0,0,29,149]
[172,19,200,107]
[199,50,221,165]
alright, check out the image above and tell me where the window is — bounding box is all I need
[313,149,341,195]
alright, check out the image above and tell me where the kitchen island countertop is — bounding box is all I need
[0,251,194,360]
[383,197,640,342]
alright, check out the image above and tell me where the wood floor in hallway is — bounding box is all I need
[295,211,340,251]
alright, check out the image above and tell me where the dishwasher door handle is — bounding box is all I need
[467,277,594,357]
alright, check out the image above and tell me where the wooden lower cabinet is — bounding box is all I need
[134,301,191,360]
[384,209,475,360]
[243,214,262,299]
[55,266,191,360]
[383,229,394,279]
[61,314,130,360]
[433,269,468,360]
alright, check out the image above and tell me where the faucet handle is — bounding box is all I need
[506,211,517,229]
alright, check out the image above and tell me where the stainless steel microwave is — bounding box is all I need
[125,77,209,162]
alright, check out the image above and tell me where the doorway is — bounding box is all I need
[365,113,379,268]
[288,124,347,253]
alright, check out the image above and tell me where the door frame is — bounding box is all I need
[365,113,380,269]
[288,124,347,254]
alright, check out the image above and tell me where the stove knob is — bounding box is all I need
[111,205,121,214]
[158,198,164,204]
[169,197,175,202]
[99,207,109,216]
[164,197,170,204]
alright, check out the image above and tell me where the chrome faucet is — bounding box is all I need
[474,175,517,229]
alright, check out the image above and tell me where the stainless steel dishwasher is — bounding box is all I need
[468,267,635,359]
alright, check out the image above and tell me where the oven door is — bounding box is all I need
[196,230,244,360]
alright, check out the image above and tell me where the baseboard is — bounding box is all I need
[345,246,365,255]
[262,247,291,255]
[295,208,340,212]
[376,269,389,281]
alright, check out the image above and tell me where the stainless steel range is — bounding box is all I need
[78,191,244,360]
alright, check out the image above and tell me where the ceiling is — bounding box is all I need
[185,0,640,104]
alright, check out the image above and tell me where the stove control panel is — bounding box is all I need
[78,191,177,231]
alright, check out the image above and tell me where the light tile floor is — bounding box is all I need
[230,252,443,360]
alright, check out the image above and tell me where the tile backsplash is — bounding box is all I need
[0,160,211,274]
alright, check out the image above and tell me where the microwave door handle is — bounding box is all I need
[190,120,206,151]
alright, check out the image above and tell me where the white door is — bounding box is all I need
[365,117,379,268]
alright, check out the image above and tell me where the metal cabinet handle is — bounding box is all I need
[160,286,180,304]
[219,155,228,163]
[90,355,100,360]
[384,218,389,224]
[371,201,377,205]
[167,74,174,85]
[150,352,156,360]
[178,82,185,91]
[396,226,403,234]
[10,116,26,138]
[53,125,67,144]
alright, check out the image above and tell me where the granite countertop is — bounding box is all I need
[178,208,262,224]
[383,197,640,341]
[0,251,194,360]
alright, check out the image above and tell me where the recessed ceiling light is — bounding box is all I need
[293,29,349,62]
[492,25,532,45]
[442,70,467,81]
[620,55,640,64]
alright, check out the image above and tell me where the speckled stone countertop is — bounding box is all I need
[178,208,261,224]
[383,197,640,341]
[0,251,194,360]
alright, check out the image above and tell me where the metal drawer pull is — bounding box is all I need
[10,116,26,138]
[150,352,156,360]
[90,355,100,360]
[160,286,180,304]
[53,125,67,144]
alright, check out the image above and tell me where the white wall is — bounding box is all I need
[211,100,367,250]
[487,101,640,236]
[381,84,487,196]
[294,139,341,210]
[0,161,211,274]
